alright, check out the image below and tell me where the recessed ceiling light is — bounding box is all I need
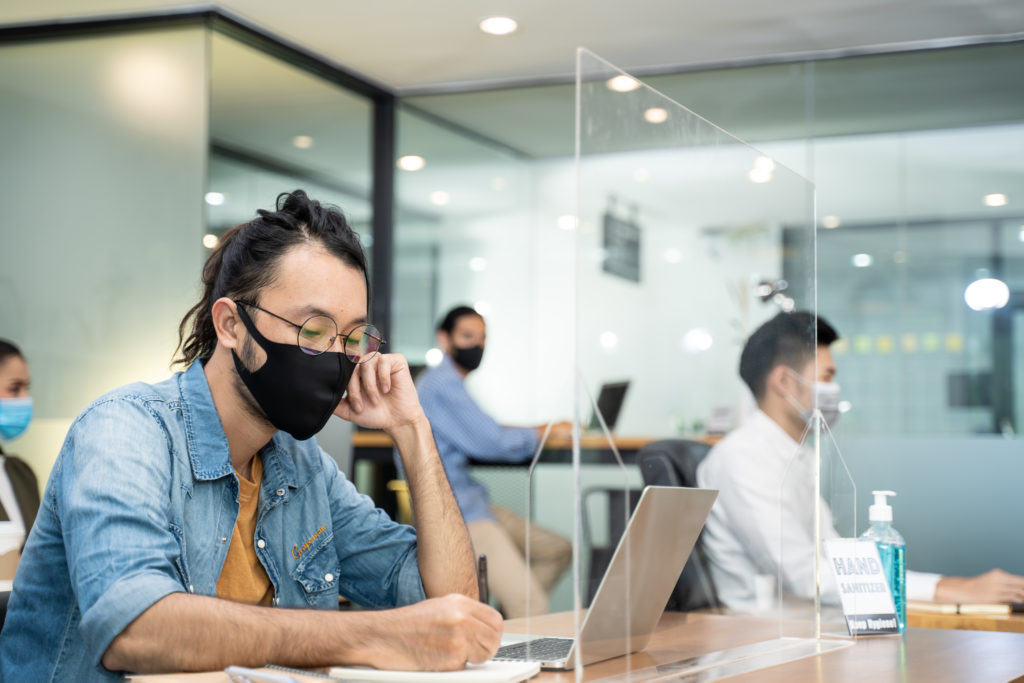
[753,155,775,172]
[748,155,775,184]
[984,193,1008,207]
[644,107,668,124]
[822,215,841,229]
[201,233,219,249]
[606,75,640,93]
[965,277,1010,311]
[469,256,487,272]
[479,16,517,35]
[396,155,425,171]
[682,328,714,353]
[852,253,873,268]
[429,190,450,206]
[1018,226,1024,242]
[292,135,314,149]
[204,191,225,206]
[600,331,619,350]
[425,348,443,367]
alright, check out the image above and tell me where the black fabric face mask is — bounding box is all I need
[232,305,356,441]
[452,345,484,372]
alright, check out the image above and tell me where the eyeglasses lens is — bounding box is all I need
[345,324,382,363]
[298,316,338,355]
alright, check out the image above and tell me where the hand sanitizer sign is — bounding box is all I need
[825,539,899,635]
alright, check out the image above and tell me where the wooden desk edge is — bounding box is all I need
[352,431,719,450]
[908,608,1024,633]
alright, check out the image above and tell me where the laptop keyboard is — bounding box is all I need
[493,637,574,662]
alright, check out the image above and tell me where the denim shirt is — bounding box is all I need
[0,361,425,681]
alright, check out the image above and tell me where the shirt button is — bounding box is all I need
[275,488,285,497]
[325,573,334,582]
[188,584,194,593]
[221,536,228,543]
[257,539,266,549]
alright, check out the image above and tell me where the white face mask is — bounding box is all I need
[813,381,842,426]
[785,368,843,427]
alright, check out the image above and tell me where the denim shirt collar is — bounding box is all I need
[177,361,297,489]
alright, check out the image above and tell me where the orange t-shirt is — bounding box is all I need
[216,453,274,605]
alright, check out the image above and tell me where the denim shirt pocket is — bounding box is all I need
[168,523,193,592]
[290,529,340,608]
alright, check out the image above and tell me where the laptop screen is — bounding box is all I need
[588,381,630,431]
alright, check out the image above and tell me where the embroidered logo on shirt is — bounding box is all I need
[292,525,327,560]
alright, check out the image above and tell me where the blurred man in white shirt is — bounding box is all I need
[698,311,1024,610]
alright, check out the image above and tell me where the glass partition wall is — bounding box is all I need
[207,32,374,247]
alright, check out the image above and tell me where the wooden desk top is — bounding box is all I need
[908,606,1024,634]
[503,611,1024,682]
[132,611,1024,682]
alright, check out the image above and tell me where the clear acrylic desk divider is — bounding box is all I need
[571,47,853,679]
[521,371,635,682]
[778,410,859,643]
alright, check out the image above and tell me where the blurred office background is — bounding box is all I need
[1,3,1022,600]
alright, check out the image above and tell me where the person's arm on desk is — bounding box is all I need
[103,591,501,673]
[535,421,573,443]
[933,569,1024,604]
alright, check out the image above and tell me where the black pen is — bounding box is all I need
[477,553,489,605]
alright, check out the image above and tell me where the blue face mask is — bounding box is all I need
[0,397,33,441]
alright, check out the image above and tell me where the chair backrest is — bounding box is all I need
[0,590,9,635]
[581,486,644,606]
[636,439,720,611]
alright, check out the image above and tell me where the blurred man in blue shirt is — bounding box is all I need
[417,306,571,617]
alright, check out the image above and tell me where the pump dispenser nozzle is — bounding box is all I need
[869,490,896,522]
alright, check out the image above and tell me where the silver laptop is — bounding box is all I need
[494,485,717,669]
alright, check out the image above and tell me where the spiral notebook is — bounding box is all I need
[327,660,540,681]
[257,661,539,682]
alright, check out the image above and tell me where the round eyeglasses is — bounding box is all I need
[235,300,385,363]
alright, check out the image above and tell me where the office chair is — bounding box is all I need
[0,590,9,634]
[636,439,721,611]
[580,485,643,605]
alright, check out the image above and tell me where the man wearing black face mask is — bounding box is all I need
[414,306,572,619]
[1,192,502,681]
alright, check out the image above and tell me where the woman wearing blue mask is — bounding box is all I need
[0,339,40,549]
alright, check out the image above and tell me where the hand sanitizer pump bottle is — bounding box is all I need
[861,490,906,633]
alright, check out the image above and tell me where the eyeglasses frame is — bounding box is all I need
[234,299,385,363]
